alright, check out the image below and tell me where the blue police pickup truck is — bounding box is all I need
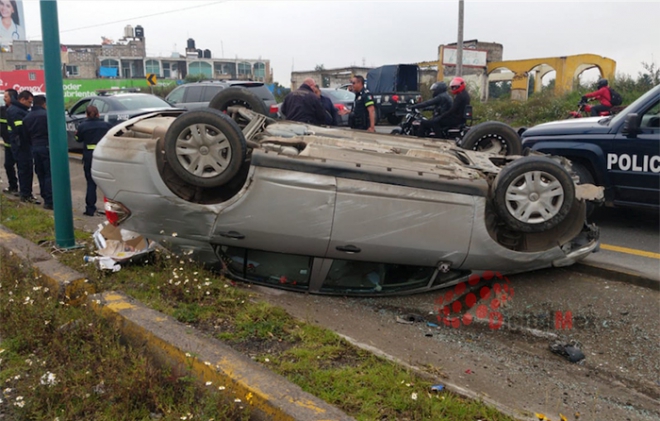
[521,85,660,211]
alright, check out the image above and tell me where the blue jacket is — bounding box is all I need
[75,117,113,149]
[24,105,49,147]
[320,95,338,126]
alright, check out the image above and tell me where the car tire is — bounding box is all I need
[570,161,596,217]
[493,156,575,233]
[461,121,523,156]
[387,114,402,125]
[208,86,269,116]
[163,109,247,189]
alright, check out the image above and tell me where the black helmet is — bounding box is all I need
[430,81,448,97]
[597,78,608,89]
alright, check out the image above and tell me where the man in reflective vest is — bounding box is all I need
[1,88,18,195]
[75,105,112,216]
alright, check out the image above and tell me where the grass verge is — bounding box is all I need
[0,195,515,421]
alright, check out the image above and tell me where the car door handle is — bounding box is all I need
[336,245,361,254]
[218,231,245,240]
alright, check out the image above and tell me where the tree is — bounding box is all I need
[314,64,325,71]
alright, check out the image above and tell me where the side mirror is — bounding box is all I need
[622,113,640,138]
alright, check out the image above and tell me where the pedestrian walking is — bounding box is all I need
[23,94,52,210]
[75,105,112,216]
[1,88,18,195]
[6,90,39,204]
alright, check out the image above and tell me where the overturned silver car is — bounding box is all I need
[92,88,602,295]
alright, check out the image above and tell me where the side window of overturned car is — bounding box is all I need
[219,246,312,290]
[321,260,435,293]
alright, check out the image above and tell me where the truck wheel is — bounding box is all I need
[570,161,596,217]
[387,114,402,125]
[493,156,575,233]
[208,86,269,116]
[163,109,247,189]
[461,121,522,156]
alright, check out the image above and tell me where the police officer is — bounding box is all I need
[75,105,112,216]
[23,95,52,210]
[280,78,327,125]
[342,75,376,132]
[7,90,39,204]
[1,88,18,195]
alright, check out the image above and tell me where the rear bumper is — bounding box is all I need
[552,223,600,267]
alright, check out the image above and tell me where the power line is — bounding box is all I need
[58,1,227,34]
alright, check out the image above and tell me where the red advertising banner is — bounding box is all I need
[0,69,45,92]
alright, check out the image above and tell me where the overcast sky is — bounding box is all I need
[20,1,660,85]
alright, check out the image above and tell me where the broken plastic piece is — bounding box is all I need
[550,341,585,363]
[430,384,444,392]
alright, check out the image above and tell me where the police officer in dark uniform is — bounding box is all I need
[23,95,52,210]
[7,90,39,204]
[343,75,376,132]
[75,105,112,216]
[1,88,18,195]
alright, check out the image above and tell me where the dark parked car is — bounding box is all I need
[66,91,177,152]
[91,88,602,296]
[320,88,355,125]
[165,80,278,118]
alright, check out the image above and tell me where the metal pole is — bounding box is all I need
[457,0,464,77]
[40,0,75,248]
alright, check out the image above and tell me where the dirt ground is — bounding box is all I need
[255,267,660,421]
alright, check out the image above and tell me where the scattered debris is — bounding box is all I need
[430,384,444,392]
[395,314,426,324]
[426,322,439,328]
[549,341,585,363]
[86,222,157,271]
[465,369,473,374]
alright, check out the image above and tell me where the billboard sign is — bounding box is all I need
[0,0,26,50]
[442,47,488,68]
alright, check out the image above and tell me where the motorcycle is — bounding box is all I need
[568,98,619,118]
[390,104,523,156]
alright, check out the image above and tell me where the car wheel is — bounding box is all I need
[461,121,523,156]
[387,114,402,125]
[570,161,596,217]
[208,86,269,116]
[493,156,575,233]
[163,109,247,189]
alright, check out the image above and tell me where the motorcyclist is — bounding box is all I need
[583,78,611,116]
[411,81,453,136]
[432,77,471,131]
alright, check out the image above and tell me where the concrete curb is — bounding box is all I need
[0,224,354,421]
[568,261,659,291]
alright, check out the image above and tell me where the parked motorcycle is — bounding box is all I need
[391,105,522,156]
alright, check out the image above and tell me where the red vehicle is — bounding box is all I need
[568,98,625,118]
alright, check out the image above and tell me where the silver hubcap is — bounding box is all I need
[504,171,564,224]
[175,123,231,178]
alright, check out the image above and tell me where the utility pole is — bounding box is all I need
[457,0,464,76]
[40,0,75,248]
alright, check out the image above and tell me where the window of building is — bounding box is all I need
[237,62,251,77]
[65,65,79,76]
[28,72,36,80]
[188,61,212,79]
[253,62,265,81]
[145,60,160,76]
[162,62,171,78]
[36,46,43,55]
[14,65,26,70]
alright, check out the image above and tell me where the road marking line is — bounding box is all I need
[601,244,660,260]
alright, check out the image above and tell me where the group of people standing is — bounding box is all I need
[1,89,112,216]
[280,75,470,135]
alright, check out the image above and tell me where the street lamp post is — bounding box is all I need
[457,0,464,77]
